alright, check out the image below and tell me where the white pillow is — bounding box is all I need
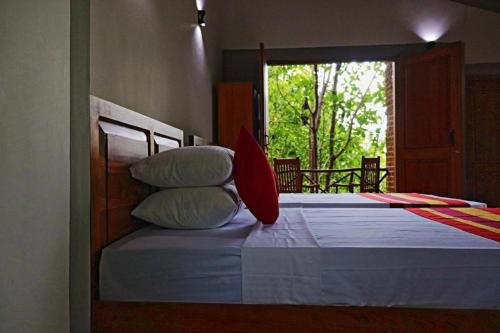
[132,186,241,229]
[130,146,234,188]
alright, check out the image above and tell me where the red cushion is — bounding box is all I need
[234,128,279,224]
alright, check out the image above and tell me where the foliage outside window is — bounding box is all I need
[267,62,387,192]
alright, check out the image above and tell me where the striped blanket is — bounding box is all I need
[407,207,500,242]
[359,192,471,208]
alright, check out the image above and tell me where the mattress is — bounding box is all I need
[100,207,500,309]
[315,208,499,309]
[279,193,486,208]
[99,209,256,303]
[243,208,500,308]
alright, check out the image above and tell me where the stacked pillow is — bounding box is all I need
[130,146,240,229]
[130,129,281,229]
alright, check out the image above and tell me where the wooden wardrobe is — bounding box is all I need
[217,82,259,150]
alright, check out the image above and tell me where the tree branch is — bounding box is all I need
[333,72,377,160]
[325,62,342,188]
[275,79,304,121]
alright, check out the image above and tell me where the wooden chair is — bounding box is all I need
[359,156,381,193]
[274,158,320,193]
[273,158,303,193]
[333,157,382,193]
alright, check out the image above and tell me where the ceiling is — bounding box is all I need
[451,0,500,13]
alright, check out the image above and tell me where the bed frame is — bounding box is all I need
[90,96,500,333]
[90,96,183,301]
[188,134,210,146]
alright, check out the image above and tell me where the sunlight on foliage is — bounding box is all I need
[267,62,388,191]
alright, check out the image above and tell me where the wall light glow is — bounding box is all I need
[401,1,463,43]
[414,18,449,42]
[196,0,205,10]
[192,25,207,66]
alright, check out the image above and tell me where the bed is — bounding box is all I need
[100,207,500,309]
[90,96,500,332]
[187,134,210,146]
[279,192,486,208]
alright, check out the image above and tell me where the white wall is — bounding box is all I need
[0,0,70,332]
[220,0,500,64]
[90,0,222,141]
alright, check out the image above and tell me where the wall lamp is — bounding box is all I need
[197,10,206,27]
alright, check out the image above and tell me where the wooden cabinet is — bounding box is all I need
[217,82,258,150]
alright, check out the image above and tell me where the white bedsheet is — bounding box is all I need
[279,193,486,208]
[241,208,500,309]
[100,206,500,309]
[242,208,322,304]
[99,210,256,303]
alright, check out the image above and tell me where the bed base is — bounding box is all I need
[93,301,500,333]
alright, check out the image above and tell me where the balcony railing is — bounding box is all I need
[300,168,389,193]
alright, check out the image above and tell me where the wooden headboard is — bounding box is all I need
[90,96,183,299]
[188,134,210,146]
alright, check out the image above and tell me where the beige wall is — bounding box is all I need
[0,0,70,332]
[90,0,500,145]
[220,0,500,64]
[90,0,221,140]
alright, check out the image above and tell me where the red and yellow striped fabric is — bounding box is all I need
[359,193,470,208]
[407,207,500,242]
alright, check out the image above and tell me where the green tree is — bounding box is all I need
[268,62,387,191]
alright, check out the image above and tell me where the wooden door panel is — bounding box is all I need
[403,56,452,148]
[396,42,463,197]
[403,159,450,196]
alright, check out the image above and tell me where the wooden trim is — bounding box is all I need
[90,96,183,303]
[93,301,500,333]
[90,96,183,148]
[223,43,446,69]
[187,135,210,146]
[258,42,267,148]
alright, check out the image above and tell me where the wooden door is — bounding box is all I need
[395,42,464,197]
[466,74,500,206]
